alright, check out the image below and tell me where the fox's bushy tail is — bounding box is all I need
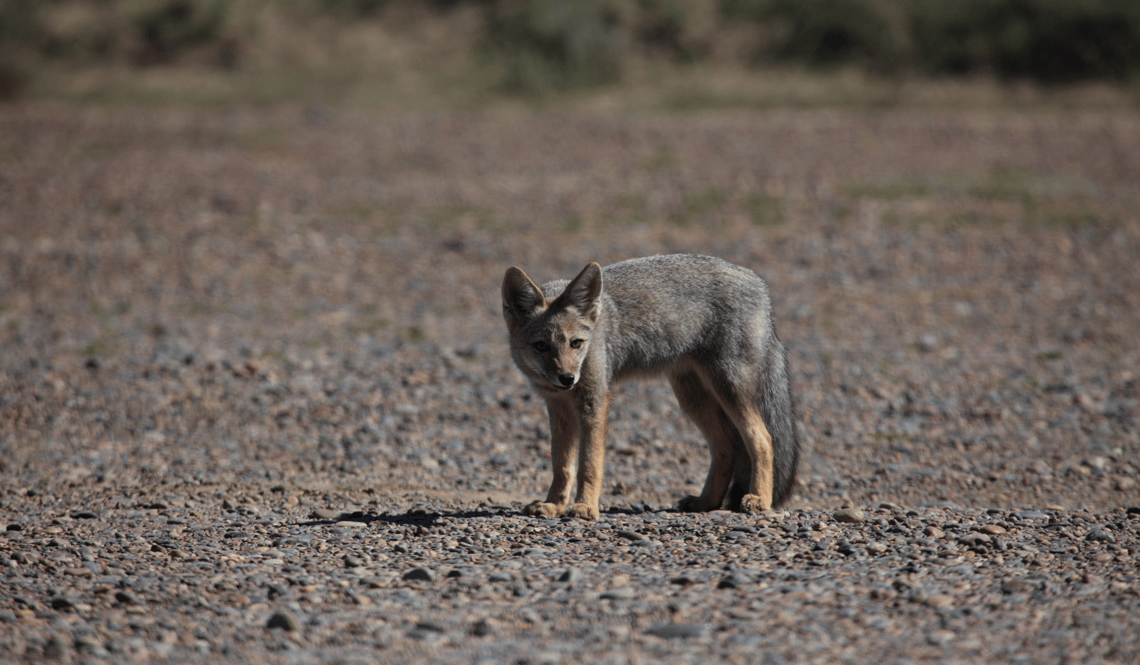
[729,330,800,509]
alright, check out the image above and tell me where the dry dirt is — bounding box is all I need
[1,104,1139,663]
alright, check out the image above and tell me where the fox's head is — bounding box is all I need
[502,262,602,391]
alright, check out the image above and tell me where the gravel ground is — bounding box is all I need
[1,105,1139,663]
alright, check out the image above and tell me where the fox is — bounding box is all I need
[501,254,799,520]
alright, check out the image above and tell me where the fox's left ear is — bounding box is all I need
[565,262,603,323]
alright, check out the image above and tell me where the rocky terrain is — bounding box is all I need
[1,104,1138,663]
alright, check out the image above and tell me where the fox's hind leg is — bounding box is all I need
[687,363,775,514]
[670,368,740,512]
[730,408,774,513]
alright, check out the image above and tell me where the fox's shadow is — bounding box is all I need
[299,505,664,527]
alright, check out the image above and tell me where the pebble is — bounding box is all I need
[266,610,301,632]
[2,108,1138,665]
[403,567,435,582]
[833,509,866,524]
[600,587,636,600]
[557,568,582,584]
[645,623,708,639]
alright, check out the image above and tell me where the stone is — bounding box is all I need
[266,610,301,632]
[403,567,435,582]
[834,509,866,524]
[645,623,708,639]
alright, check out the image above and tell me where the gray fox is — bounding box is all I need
[501,254,799,520]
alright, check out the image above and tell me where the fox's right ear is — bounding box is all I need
[502,266,546,322]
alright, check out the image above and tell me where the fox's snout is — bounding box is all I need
[556,373,576,389]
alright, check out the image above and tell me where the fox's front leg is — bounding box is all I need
[524,399,579,518]
[565,389,610,520]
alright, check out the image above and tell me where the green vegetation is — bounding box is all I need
[3,1,1139,103]
[672,187,728,226]
[743,193,786,227]
[842,179,933,201]
[846,168,1120,230]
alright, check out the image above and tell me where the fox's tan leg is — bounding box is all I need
[726,407,774,513]
[524,399,578,518]
[565,390,609,520]
[670,370,736,512]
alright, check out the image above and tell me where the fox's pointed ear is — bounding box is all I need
[502,266,546,322]
[563,262,603,323]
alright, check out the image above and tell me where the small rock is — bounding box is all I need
[958,533,991,547]
[979,524,1007,535]
[616,530,649,541]
[718,573,752,589]
[311,508,341,520]
[557,568,581,583]
[414,621,446,633]
[1085,529,1116,544]
[645,623,708,639]
[408,626,445,643]
[75,634,109,657]
[924,594,956,609]
[1002,577,1044,594]
[403,567,435,582]
[600,587,635,600]
[834,508,866,524]
[50,596,77,612]
[266,610,301,632]
[43,633,69,660]
[470,618,495,636]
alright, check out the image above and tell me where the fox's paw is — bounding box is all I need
[565,502,600,521]
[523,501,564,518]
[739,493,771,514]
[677,495,715,512]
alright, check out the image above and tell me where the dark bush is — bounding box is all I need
[911,0,1140,82]
[483,0,627,92]
[746,0,909,71]
[728,0,1140,82]
[133,0,229,66]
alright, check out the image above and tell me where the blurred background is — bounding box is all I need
[2,0,1140,107]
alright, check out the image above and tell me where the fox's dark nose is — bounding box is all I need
[557,373,576,388]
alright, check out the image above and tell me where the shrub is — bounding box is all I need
[483,0,627,92]
[910,0,1140,82]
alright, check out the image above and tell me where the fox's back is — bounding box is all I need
[543,254,774,380]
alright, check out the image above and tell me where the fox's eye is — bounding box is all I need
[570,339,584,349]
[533,341,550,353]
